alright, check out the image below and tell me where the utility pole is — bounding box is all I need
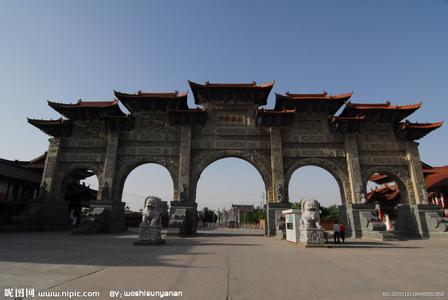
[260,193,266,208]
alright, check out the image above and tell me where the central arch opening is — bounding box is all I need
[195,157,266,230]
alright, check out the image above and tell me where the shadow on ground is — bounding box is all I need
[0,228,429,270]
[0,228,263,268]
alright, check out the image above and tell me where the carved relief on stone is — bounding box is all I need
[342,178,352,204]
[63,147,105,155]
[104,163,115,179]
[78,128,101,138]
[60,154,104,163]
[272,157,283,177]
[71,139,106,148]
[180,155,189,177]
[44,156,56,178]
[118,147,178,156]
[360,155,407,166]
[138,133,165,141]
[296,120,321,135]
[300,135,326,143]
[213,141,260,149]
[215,127,248,135]
[405,142,426,204]
[361,130,389,141]
[48,139,60,154]
[179,184,188,202]
[276,184,285,202]
[106,146,117,157]
[141,118,167,130]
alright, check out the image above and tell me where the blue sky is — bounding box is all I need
[1,1,447,210]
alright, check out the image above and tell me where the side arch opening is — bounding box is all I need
[287,165,344,231]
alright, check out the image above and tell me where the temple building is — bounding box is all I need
[423,163,448,210]
[0,154,44,224]
[0,153,97,226]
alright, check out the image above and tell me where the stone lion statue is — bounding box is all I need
[142,196,162,227]
[300,199,322,230]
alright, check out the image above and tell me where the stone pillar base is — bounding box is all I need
[299,227,326,247]
[412,204,448,239]
[265,202,291,237]
[74,201,126,234]
[134,223,165,246]
[169,201,197,236]
[396,204,421,238]
[346,203,372,238]
[339,204,353,238]
[349,203,398,240]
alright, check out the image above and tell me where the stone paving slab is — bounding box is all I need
[0,229,447,300]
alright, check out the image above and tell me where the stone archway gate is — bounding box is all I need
[29,81,443,237]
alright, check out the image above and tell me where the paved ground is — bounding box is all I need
[0,228,447,300]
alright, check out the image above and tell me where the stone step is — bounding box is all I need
[380,231,398,241]
[165,228,181,235]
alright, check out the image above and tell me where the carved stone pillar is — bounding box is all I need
[405,141,427,204]
[87,130,126,233]
[178,125,192,201]
[344,134,363,204]
[41,137,63,201]
[170,125,197,235]
[265,128,290,237]
[98,131,119,201]
[32,137,72,229]
[270,127,286,203]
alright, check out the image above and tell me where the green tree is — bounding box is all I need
[241,209,265,224]
[291,202,301,209]
[320,204,339,221]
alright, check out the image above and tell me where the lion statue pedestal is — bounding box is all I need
[134,196,166,246]
[299,199,325,247]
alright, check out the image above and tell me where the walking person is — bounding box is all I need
[333,220,340,244]
[339,222,346,243]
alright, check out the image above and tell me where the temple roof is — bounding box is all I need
[395,121,443,141]
[422,164,448,190]
[27,118,73,137]
[369,173,393,185]
[48,100,124,120]
[275,91,352,114]
[367,183,400,202]
[189,80,274,106]
[0,158,43,184]
[255,109,295,127]
[340,101,421,123]
[114,90,188,113]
